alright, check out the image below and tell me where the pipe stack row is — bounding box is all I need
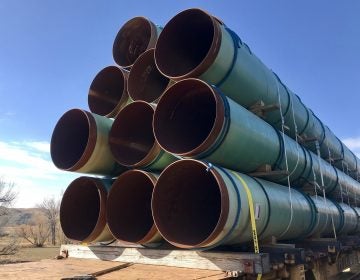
[51,9,360,249]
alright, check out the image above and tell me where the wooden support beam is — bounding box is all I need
[249,170,289,178]
[298,136,318,144]
[249,101,280,118]
[61,245,271,275]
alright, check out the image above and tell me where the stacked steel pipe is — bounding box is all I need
[51,8,360,249]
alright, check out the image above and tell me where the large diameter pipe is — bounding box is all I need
[152,160,359,249]
[51,109,125,176]
[153,78,281,173]
[107,170,162,245]
[60,176,114,243]
[154,8,307,138]
[109,101,176,170]
[128,48,171,103]
[88,66,129,118]
[152,160,319,249]
[153,78,360,202]
[113,17,161,69]
[154,8,358,179]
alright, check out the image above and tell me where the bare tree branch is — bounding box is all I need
[17,215,50,247]
[36,197,60,246]
[0,177,19,255]
[0,177,17,217]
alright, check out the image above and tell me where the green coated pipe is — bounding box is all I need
[113,17,162,69]
[60,176,114,243]
[152,160,358,249]
[337,202,358,235]
[154,8,359,179]
[318,125,342,162]
[128,48,171,103]
[153,78,280,173]
[330,170,360,205]
[107,170,162,245]
[356,158,360,178]
[337,144,357,174]
[353,207,360,233]
[310,196,341,237]
[109,101,176,171]
[153,79,360,203]
[51,109,125,176]
[88,66,130,118]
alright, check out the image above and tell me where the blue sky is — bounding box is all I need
[0,1,359,207]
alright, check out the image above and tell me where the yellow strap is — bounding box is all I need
[231,171,262,280]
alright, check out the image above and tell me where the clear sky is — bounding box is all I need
[0,1,359,207]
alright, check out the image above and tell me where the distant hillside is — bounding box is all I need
[0,208,44,227]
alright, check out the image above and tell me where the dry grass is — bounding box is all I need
[0,229,60,264]
[0,245,60,264]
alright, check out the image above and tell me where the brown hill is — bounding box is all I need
[0,207,43,228]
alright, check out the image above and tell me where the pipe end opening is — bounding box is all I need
[154,79,223,156]
[155,9,216,78]
[128,49,169,103]
[109,102,156,167]
[113,17,154,68]
[60,177,103,242]
[88,66,127,117]
[152,160,226,248]
[51,109,92,171]
[107,170,156,243]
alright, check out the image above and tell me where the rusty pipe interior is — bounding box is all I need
[51,109,94,171]
[155,9,218,79]
[128,48,169,103]
[60,177,108,242]
[153,79,224,157]
[107,170,158,244]
[88,66,128,117]
[151,160,224,247]
[109,101,159,167]
[113,17,158,68]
